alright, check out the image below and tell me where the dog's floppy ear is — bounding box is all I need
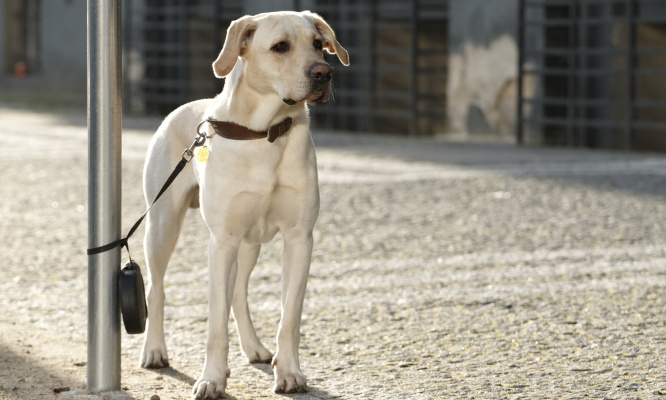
[213,15,257,78]
[303,11,350,66]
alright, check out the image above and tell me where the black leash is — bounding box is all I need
[86,157,189,257]
[87,120,209,257]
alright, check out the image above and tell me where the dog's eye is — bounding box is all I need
[313,39,323,51]
[271,41,290,53]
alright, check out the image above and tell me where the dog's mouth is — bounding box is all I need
[306,90,329,105]
[282,92,329,106]
[283,83,331,106]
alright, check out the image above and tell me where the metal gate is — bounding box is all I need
[311,0,447,135]
[518,0,666,151]
[133,0,242,115]
[131,0,447,136]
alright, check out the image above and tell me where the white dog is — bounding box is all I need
[139,11,349,399]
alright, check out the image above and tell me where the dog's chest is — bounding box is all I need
[196,135,318,243]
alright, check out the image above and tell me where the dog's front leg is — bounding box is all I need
[272,233,313,394]
[193,237,238,400]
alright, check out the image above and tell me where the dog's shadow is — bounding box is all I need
[155,366,197,385]
[153,367,245,400]
[250,361,273,376]
[151,365,333,399]
[151,366,244,400]
[250,363,335,399]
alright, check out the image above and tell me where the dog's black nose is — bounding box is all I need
[308,63,332,83]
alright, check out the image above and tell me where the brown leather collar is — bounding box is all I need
[206,117,293,143]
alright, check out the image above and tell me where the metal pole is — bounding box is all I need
[87,0,122,392]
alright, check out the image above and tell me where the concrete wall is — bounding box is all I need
[41,0,87,95]
[0,0,87,105]
[447,0,519,140]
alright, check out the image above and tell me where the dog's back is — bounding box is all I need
[143,98,212,204]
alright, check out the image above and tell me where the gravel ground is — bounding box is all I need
[1,106,666,399]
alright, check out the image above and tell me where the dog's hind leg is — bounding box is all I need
[140,140,197,369]
[140,187,195,368]
[232,241,274,364]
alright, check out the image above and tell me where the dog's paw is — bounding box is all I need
[273,370,307,394]
[140,347,169,369]
[192,372,229,399]
[245,346,273,364]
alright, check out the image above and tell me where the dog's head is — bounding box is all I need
[212,11,349,106]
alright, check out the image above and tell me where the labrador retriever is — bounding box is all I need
[138,11,349,399]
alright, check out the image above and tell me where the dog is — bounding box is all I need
[139,11,349,399]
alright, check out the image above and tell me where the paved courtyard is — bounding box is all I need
[0,106,665,399]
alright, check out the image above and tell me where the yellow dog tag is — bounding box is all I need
[197,147,209,163]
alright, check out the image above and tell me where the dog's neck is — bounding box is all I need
[214,59,303,132]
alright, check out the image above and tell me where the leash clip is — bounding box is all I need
[182,120,210,161]
[182,148,195,162]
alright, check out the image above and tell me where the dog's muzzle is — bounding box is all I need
[307,62,332,104]
[283,63,334,106]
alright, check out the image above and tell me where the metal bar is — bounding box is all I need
[634,69,666,76]
[409,0,419,135]
[328,3,340,130]
[523,17,629,27]
[181,2,190,103]
[567,0,576,146]
[524,47,628,56]
[517,0,525,145]
[348,1,365,132]
[522,97,654,106]
[632,120,666,130]
[87,0,122,392]
[326,106,412,118]
[520,116,666,129]
[213,1,222,95]
[625,0,636,150]
[368,0,378,133]
[521,67,637,76]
